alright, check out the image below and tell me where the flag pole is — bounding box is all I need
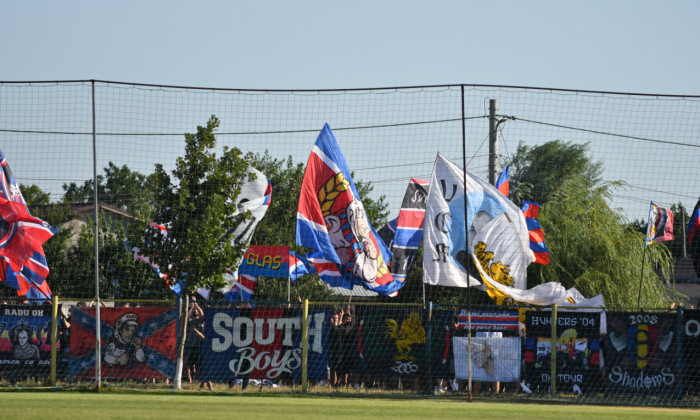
[637,245,648,310]
[91,80,102,390]
[460,85,473,402]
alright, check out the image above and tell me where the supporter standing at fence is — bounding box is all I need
[329,307,343,387]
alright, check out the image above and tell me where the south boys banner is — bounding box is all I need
[202,307,329,382]
[524,311,601,393]
[606,312,677,395]
[69,307,177,380]
[0,304,53,376]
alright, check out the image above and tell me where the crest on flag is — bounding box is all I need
[296,124,399,295]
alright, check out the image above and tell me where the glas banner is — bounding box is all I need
[202,307,329,383]
[0,304,54,380]
[606,312,677,395]
[524,311,602,394]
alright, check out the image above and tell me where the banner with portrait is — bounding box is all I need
[0,304,54,377]
[69,307,177,380]
[202,307,329,383]
[605,312,677,395]
[453,336,520,382]
[524,311,601,394]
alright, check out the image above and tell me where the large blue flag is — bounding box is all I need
[296,124,399,296]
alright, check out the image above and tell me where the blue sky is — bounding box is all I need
[3,1,700,94]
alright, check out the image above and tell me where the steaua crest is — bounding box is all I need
[317,172,390,285]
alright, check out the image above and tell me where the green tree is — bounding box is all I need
[506,141,674,308]
[62,162,157,218]
[507,140,602,205]
[48,211,171,300]
[20,183,50,206]
[139,115,251,295]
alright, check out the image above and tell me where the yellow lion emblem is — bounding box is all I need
[473,241,516,287]
[384,312,426,362]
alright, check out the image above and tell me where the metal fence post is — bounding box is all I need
[550,304,557,395]
[302,299,309,393]
[50,295,59,386]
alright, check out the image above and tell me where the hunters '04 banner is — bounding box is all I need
[296,124,398,295]
[682,309,700,395]
[69,307,177,380]
[606,312,677,395]
[202,307,329,383]
[0,305,54,377]
[524,311,601,394]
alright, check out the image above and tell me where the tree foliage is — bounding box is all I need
[508,140,602,205]
[138,115,251,294]
[506,140,674,308]
[20,183,50,206]
[62,162,157,218]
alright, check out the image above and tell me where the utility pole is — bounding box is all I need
[489,99,499,185]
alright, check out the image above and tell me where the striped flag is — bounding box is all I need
[378,178,428,285]
[687,198,700,276]
[521,201,550,264]
[495,166,510,197]
[296,124,399,295]
[0,148,57,300]
[289,251,316,283]
[645,201,674,247]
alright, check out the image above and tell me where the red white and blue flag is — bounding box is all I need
[495,166,510,197]
[378,178,428,285]
[296,124,398,295]
[645,201,674,248]
[521,201,550,265]
[687,198,700,277]
[289,250,316,283]
[0,148,57,300]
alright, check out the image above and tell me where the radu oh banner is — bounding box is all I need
[202,307,329,383]
[606,312,678,395]
[0,304,54,374]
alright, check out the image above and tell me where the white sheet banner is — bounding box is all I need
[453,336,521,382]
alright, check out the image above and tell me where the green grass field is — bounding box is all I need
[0,392,697,419]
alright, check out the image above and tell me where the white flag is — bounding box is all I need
[423,153,531,288]
[472,252,605,309]
[472,213,533,289]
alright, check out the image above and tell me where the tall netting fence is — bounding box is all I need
[0,81,699,407]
